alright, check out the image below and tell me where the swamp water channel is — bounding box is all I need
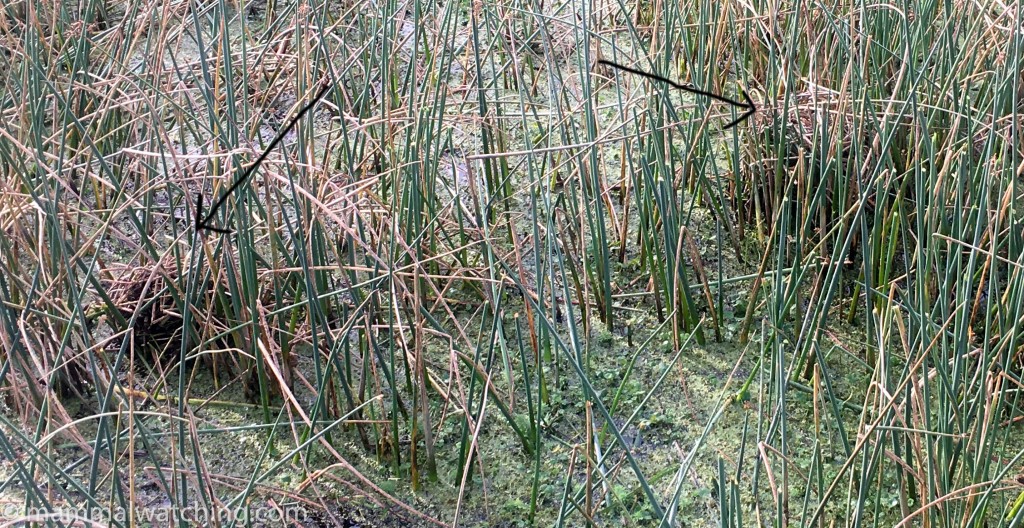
[2,0,1024,527]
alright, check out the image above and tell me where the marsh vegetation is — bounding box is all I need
[1,0,1023,526]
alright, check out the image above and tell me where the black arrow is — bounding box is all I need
[194,82,332,234]
[597,59,755,130]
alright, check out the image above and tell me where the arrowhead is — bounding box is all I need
[193,195,232,235]
[723,88,756,130]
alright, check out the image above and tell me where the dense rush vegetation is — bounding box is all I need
[1,0,1023,525]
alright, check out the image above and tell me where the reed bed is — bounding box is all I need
[0,0,1022,526]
